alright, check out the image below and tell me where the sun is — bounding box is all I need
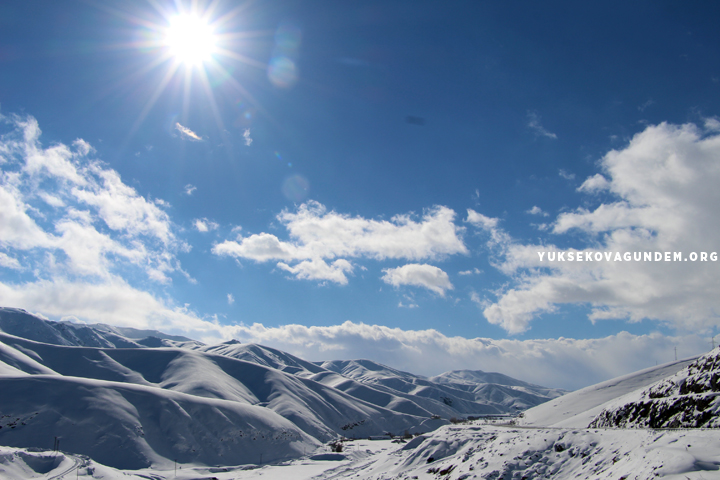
[164,13,217,66]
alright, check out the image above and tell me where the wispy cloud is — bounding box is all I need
[243,129,253,146]
[558,169,575,180]
[638,99,654,112]
[527,112,557,139]
[175,123,203,141]
[184,184,197,195]
[458,268,482,276]
[227,293,234,305]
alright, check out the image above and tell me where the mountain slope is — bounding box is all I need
[0,307,199,349]
[320,359,564,416]
[519,357,697,428]
[590,347,720,428]
[0,374,315,469]
[0,333,437,442]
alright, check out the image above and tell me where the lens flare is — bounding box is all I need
[268,56,298,88]
[282,174,309,202]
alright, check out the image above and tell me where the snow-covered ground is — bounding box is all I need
[4,425,720,479]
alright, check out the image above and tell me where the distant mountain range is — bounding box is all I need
[0,307,563,469]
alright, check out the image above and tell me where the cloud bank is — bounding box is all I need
[214,320,707,390]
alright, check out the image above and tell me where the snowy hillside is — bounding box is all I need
[0,307,566,471]
[0,374,315,469]
[519,357,696,428]
[0,308,564,420]
[0,307,200,349]
[590,347,720,428]
[319,359,564,416]
[3,307,720,478]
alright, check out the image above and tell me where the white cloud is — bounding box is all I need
[175,123,203,141]
[527,112,558,139]
[558,169,576,180]
[0,277,211,335]
[478,121,720,334]
[277,258,354,285]
[209,320,709,390]
[227,293,234,305]
[527,206,549,217]
[458,268,482,276]
[0,252,21,270]
[193,218,219,233]
[0,113,187,291]
[465,209,511,249]
[577,173,610,193]
[382,264,453,296]
[243,129,253,146]
[71,167,174,244]
[0,183,56,249]
[184,184,197,195]
[213,201,467,284]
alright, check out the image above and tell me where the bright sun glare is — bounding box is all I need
[165,14,217,66]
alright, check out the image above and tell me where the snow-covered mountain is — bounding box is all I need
[0,307,563,470]
[3,307,720,478]
[318,359,565,416]
[589,346,720,428]
[0,307,201,349]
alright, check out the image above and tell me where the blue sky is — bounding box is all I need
[1,1,720,389]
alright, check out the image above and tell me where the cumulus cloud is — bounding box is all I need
[0,114,188,310]
[382,264,453,296]
[213,201,467,284]
[527,206,549,217]
[478,121,720,334]
[527,112,557,139]
[175,123,203,141]
[193,218,219,232]
[277,258,354,285]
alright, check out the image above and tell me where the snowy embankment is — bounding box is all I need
[519,357,696,428]
[591,347,720,428]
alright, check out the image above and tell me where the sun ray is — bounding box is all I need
[86,1,279,149]
[127,60,181,139]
